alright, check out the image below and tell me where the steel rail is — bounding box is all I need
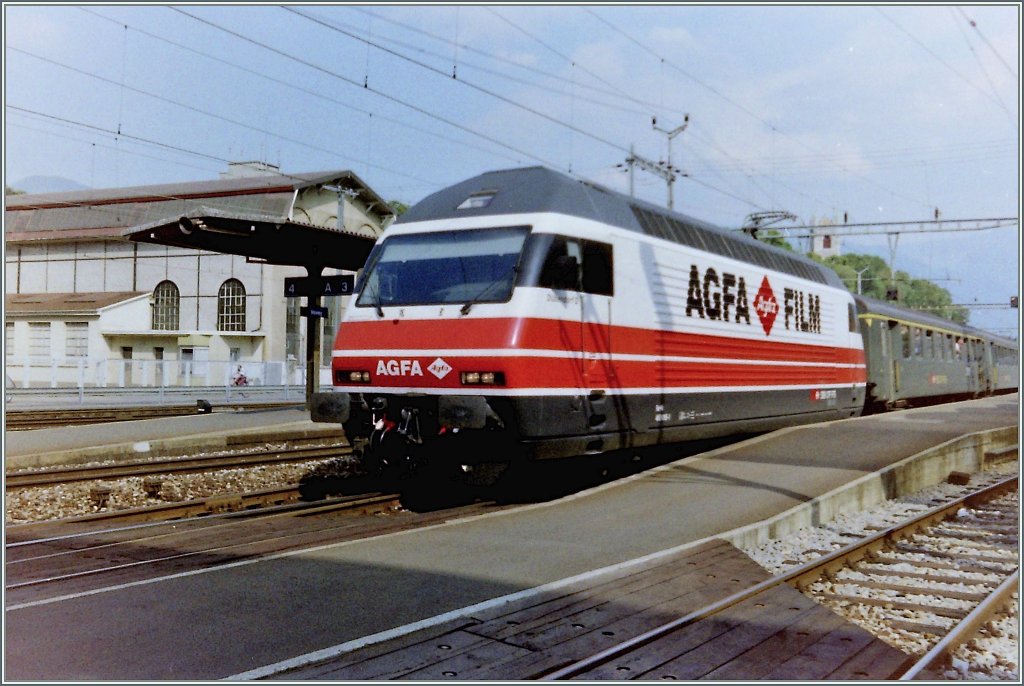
[542,474,1018,680]
[5,444,352,488]
[6,490,399,547]
[899,569,1020,680]
[4,401,300,430]
[5,492,402,591]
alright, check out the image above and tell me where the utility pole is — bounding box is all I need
[616,146,679,206]
[652,114,689,209]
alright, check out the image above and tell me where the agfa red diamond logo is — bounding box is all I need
[753,276,779,335]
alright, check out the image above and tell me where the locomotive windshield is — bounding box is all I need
[356,226,530,308]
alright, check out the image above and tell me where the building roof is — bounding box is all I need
[4,169,392,243]
[5,292,148,316]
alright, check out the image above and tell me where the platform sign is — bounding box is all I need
[300,306,329,318]
[284,274,354,297]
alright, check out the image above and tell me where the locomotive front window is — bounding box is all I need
[356,226,530,308]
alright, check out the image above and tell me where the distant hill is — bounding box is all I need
[9,175,90,194]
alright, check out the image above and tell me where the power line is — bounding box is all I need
[947,7,1015,121]
[875,8,1014,120]
[284,7,633,157]
[7,45,439,189]
[349,6,659,115]
[170,7,565,171]
[955,6,1018,79]
[760,216,1018,238]
[5,116,221,177]
[586,7,938,213]
[332,8,651,118]
[77,7,528,171]
[281,7,769,212]
[486,8,663,117]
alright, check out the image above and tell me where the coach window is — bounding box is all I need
[847,304,858,333]
[900,325,911,358]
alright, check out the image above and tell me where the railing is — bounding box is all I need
[4,356,333,406]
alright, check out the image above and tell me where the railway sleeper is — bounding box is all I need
[839,579,990,602]
[885,618,952,636]
[853,565,998,588]
[868,554,1008,576]
[816,592,970,619]
[893,544,1017,566]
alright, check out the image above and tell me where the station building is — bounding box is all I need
[4,162,394,389]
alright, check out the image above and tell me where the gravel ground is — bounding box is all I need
[4,447,359,524]
[743,461,1019,681]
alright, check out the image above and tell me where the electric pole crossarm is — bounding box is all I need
[757,217,1017,239]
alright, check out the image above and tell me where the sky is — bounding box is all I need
[3,3,1020,337]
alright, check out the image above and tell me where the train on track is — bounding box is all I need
[312,166,1018,482]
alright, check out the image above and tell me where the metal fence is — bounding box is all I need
[4,356,332,406]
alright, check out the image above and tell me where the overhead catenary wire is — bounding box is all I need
[283,7,634,157]
[875,8,1015,120]
[170,7,565,172]
[6,45,440,189]
[176,7,766,212]
[586,7,947,213]
[77,7,530,171]
[350,6,663,115]
[5,105,405,227]
[955,6,1018,79]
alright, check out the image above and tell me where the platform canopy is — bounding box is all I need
[115,169,393,271]
[126,206,377,271]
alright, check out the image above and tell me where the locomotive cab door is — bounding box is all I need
[577,239,615,439]
[537,234,616,445]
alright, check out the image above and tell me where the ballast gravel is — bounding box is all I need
[743,461,1019,681]
[4,448,359,524]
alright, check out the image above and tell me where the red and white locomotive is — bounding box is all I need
[313,167,867,479]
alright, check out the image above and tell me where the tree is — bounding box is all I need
[757,229,795,251]
[808,252,969,325]
[5,185,25,195]
[894,272,969,325]
[387,200,409,216]
[816,253,892,299]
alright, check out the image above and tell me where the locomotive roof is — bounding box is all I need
[400,166,843,288]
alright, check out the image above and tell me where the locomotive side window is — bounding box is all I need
[537,235,614,295]
[582,240,614,295]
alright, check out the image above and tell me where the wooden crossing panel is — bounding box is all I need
[279,540,909,681]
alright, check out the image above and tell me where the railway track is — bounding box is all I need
[543,473,1019,680]
[4,401,301,430]
[4,486,515,611]
[4,491,404,601]
[277,469,1017,681]
[5,443,353,489]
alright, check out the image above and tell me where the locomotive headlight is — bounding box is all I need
[335,369,371,384]
[460,371,505,386]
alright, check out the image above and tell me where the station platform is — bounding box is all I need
[4,393,1019,680]
[4,405,342,469]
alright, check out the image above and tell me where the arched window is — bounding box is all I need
[217,279,246,331]
[152,280,180,330]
